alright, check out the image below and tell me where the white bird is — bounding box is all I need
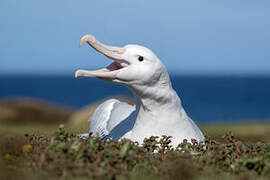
[75,34,204,147]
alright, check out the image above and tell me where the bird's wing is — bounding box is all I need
[188,117,205,142]
[89,99,136,140]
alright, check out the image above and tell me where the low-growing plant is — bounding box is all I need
[1,125,270,180]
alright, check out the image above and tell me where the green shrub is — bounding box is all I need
[1,125,270,180]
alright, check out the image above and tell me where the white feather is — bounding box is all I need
[88,99,135,139]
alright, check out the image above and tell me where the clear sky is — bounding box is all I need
[0,0,269,75]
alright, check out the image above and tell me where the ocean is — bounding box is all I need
[0,75,270,124]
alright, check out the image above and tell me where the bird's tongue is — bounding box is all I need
[75,35,126,79]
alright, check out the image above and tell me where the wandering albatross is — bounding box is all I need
[75,34,204,147]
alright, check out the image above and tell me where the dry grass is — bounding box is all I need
[0,98,73,124]
[203,123,270,142]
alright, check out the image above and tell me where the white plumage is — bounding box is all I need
[90,99,135,140]
[76,34,204,147]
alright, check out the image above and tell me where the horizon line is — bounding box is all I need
[1,72,270,78]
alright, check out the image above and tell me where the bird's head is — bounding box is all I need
[75,34,170,91]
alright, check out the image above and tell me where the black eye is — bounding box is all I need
[138,56,144,62]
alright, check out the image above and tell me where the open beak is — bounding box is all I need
[75,34,129,80]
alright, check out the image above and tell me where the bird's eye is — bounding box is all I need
[138,56,144,62]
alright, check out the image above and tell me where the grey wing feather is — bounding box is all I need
[89,99,135,140]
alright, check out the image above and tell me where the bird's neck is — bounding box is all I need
[129,69,177,110]
[133,85,180,112]
[130,80,186,130]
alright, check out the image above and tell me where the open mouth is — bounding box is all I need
[75,35,129,79]
[107,60,129,71]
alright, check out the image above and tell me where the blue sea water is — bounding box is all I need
[0,75,270,124]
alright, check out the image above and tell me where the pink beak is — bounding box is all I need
[75,34,128,79]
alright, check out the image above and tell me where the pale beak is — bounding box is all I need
[75,34,128,79]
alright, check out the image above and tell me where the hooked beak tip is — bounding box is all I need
[79,34,96,48]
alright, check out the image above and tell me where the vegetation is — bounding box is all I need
[1,124,270,180]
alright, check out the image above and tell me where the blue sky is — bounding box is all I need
[0,0,269,75]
